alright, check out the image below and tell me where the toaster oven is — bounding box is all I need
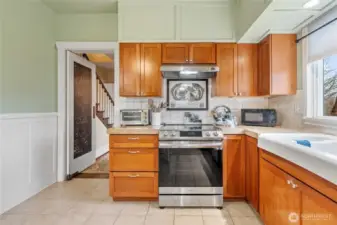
[120,109,150,126]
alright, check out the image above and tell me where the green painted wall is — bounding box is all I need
[56,13,118,41]
[1,0,56,113]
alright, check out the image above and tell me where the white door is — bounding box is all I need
[67,51,96,176]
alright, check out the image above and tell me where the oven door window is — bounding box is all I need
[159,148,222,187]
[122,112,141,121]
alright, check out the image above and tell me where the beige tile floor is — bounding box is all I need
[0,179,264,225]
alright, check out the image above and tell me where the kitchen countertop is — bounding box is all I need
[107,125,297,137]
[107,126,160,135]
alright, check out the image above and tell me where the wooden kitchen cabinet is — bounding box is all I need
[212,43,258,97]
[258,34,297,96]
[259,150,337,225]
[223,135,246,198]
[120,43,162,97]
[213,43,237,97]
[162,43,215,64]
[189,43,216,63]
[109,134,159,200]
[110,172,158,199]
[119,43,141,96]
[238,44,258,96]
[245,136,259,211]
[162,43,189,63]
[260,158,301,225]
[110,149,158,172]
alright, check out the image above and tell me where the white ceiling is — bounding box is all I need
[42,0,118,14]
[238,0,337,42]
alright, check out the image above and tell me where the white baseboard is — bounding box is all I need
[96,145,109,158]
[0,113,58,214]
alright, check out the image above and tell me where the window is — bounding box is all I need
[308,55,337,118]
[303,6,337,126]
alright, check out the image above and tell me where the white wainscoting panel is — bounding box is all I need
[0,113,58,214]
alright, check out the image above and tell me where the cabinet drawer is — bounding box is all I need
[110,172,158,198]
[110,149,158,171]
[110,135,158,148]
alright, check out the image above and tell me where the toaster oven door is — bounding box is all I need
[121,110,148,125]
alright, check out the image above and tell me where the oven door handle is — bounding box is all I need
[159,141,223,149]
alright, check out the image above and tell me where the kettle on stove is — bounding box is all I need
[211,105,236,127]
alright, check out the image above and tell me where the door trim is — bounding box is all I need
[56,42,119,182]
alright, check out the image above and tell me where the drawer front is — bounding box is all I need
[110,149,158,171]
[110,135,158,148]
[110,172,158,198]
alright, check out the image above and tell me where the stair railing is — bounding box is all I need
[96,74,114,127]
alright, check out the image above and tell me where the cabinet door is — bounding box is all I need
[212,44,237,97]
[223,135,245,198]
[258,36,271,96]
[301,184,337,225]
[189,43,216,64]
[110,172,158,198]
[120,43,141,96]
[245,136,259,211]
[260,159,301,225]
[162,43,189,64]
[238,44,258,96]
[141,44,162,97]
[110,149,158,172]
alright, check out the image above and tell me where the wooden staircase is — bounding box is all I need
[96,74,114,128]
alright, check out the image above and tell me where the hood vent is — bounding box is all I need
[160,64,219,79]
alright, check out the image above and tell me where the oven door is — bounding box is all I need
[159,147,223,195]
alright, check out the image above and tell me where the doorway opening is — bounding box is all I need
[56,42,119,182]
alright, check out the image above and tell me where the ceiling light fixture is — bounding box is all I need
[303,0,320,9]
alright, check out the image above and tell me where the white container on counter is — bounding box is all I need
[152,112,161,126]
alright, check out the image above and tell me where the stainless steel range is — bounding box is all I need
[158,123,224,208]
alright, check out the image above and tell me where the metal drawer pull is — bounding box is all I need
[128,137,140,140]
[128,174,140,178]
[287,180,298,189]
[128,151,140,154]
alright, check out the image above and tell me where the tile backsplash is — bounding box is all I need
[119,79,268,124]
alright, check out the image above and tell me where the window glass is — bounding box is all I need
[323,55,337,116]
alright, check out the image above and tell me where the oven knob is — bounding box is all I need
[171,132,176,137]
[163,131,168,136]
[205,132,211,136]
[213,132,219,136]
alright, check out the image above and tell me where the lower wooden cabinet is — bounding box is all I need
[110,149,158,172]
[223,135,246,198]
[260,152,337,225]
[245,136,259,211]
[110,172,158,199]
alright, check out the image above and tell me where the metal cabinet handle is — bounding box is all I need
[128,137,139,140]
[128,151,140,154]
[287,180,298,189]
[239,92,242,96]
[128,174,140,178]
[185,59,189,62]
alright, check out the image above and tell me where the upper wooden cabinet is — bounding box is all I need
[119,44,141,96]
[162,43,215,64]
[212,43,258,97]
[258,34,297,96]
[223,135,246,198]
[238,44,258,96]
[189,43,216,64]
[120,43,162,97]
[212,43,237,97]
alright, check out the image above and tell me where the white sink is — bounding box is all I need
[258,133,337,185]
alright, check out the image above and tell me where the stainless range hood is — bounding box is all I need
[160,64,219,79]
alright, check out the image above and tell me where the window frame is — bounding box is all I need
[303,32,337,129]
